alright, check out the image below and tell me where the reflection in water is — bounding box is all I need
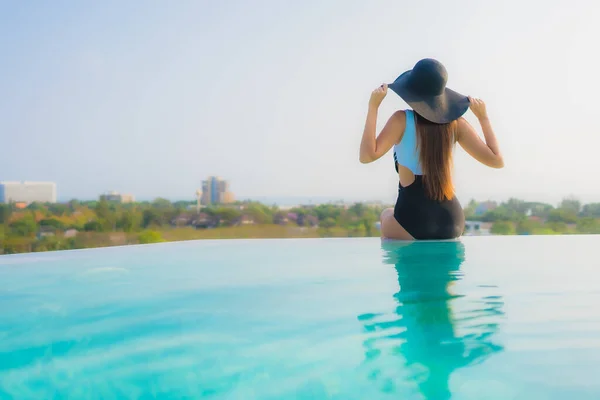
[357,240,505,399]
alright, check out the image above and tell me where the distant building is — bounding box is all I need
[64,229,78,238]
[192,213,214,229]
[0,181,57,204]
[171,213,195,227]
[100,191,121,202]
[464,221,492,236]
[171,212,216,228]
[121,194,135,203]
[100,191,135,203]
[238,215,255,225]
[217,179,228,203]
[201,176,234,205]
[222,191,235,204]
[37,226,56,239]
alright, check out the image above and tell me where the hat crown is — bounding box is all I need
[408,58,448,96]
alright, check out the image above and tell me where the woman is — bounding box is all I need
[359,59,504,240]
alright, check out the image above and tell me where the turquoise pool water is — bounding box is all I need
[1,236,600,399]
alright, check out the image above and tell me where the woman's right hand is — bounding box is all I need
[369,84,388,109]
[468,96,488,120]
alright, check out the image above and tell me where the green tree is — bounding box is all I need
[152,198,172,209]
[26,202,44,211]
[314,205,343,222]
[68,199,80,211]
[9,214,38,237]
[526,202,554,218]
[0,225,5,253]
[142,209,163,228]
[349,224,367,237]
[47,204,70,216]
[84,220,105,232]
[321,217,336,229]
[504,198,529,215]
[490,221,515,235]
[95,200,117,231]
[482,207,521,222]
[118,210,141,232]
[214,207,242,226]
[560,197,581,214]
[360,217,376,236]
[547,209,578,224]
[138,230,164,244]
[576,217,600,234]
[39,218,65,230]
[464,199,477,220]
[547,221,568,233]
[348,203,367,218]
[580,203,600,218]
[173,200,195,210]
[33,236,62,252]
[245,204,273,224]
[516,219,541,235]
[0,204,12,224]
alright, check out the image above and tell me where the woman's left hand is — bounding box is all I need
[369,84,388,109]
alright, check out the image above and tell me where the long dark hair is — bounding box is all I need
[414,113,457,201]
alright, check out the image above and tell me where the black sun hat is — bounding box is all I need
[388,58,470,124]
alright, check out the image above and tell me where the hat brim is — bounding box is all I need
[388,71,470,124]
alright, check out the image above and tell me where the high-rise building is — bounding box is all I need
[222,191,235,204]
[0,181,57,204]
[201,176,234,205]
[100,191,122,202]
[201,180,211,205]
[217,180,229,203]
[211,177,219,204]
[99,191,135,203]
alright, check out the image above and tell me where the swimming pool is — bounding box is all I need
[1,236,599,399]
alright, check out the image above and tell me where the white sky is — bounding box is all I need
[1,0,599,205]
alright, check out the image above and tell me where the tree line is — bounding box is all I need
[1,196,600,254]
[0,199,384,254]
[463,197,600,235]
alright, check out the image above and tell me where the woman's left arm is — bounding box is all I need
[359,84,404,163]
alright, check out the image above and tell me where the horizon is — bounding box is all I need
[4,178,599,207]
[2,179,598,207]
[2,1,600,203]
[49,193,599,209]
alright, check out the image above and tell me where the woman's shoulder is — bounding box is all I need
[454,116,473,140]
[391,109,409,120]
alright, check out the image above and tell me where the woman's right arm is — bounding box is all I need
[456,97,504,169]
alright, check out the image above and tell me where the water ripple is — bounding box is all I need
[357,240,505,398]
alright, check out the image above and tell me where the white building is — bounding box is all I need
[0,181,57,204]
[464,221,492,236]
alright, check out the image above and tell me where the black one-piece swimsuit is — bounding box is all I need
[393,157,465,240]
